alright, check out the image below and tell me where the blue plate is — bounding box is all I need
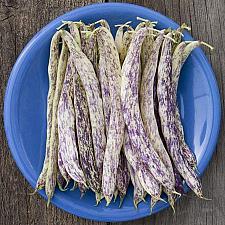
[4,3,221,222]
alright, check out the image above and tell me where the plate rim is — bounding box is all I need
[3,2,221,222]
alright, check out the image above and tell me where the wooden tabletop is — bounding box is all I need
[0,0,224,224]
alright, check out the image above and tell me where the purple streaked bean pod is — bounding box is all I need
[98,38,111,135]
[79,23,92,55]
[172,41,205,169]
[127,161,146,208]
[35,31,61,192]
[123,130,137,170]
[58,145,70,186]
[115,24,125,62]
[156,33,203,197]
[135,21,146,32]
[172,42,196,168]
[100,19,110,31]
[70,22,102,199]
[89,19,110,31]
[57,59,74,184]
[86,33,99,74]
[116,151,130,205]
[57,57,86,186]
[68,22,82,47]
[173,41,214,171]
[137,165,162,203]
[57,171,68,191]
[174,166,185,194]
[78,182,88,198]
[123,130,161,202]
[57,64,71,188]
[172,23,190,52]
[74,76,101,197]
[140,33,176,205]
[60,30,106,181]
[84,27,99,75]
[58,60,71,189]
[121,28,175,192]
[120,27,134,64]
[70,180,78,191]
[95,27,125,205]
[140,22,154,69]
[46,39,69,205]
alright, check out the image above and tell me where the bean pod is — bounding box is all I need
[140,33,176,205]
[74,76,101,198]
[60,30,106,182]
[35,31,61,192]
[116,151,130,206]
[123,130,161,203]
[46,39,69,205]
[95,27,125,204]
[127,161,146,208]
[120,27,134,64]
[156,33,203,197]
[172,41,206,169]
[57,56,86,186]
[121,28,175,192]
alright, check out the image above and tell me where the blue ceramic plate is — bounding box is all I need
[4,3,221,222]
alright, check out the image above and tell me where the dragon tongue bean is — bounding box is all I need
[95,27,125,205]
[57,171,68,191]
[57,55,86,186]
[58,144,70,186]
[120,28,134,64]
[98,40,111,135]
[172,41,213,173]
[46,39,69,205]
[78,182,88,198]
[74,76,101,198]
[172,41,205,170]
[86,33,99,73]
[68,22,82,47]
[121,27,175,192]
[57,57,73,186]
[127,161,146,208]
[157,33,203,197]
[35,31,61,193]
[140,21,154,69]
[100,19,110,31]
[116,151,131,206]
[115,24,125,62]
[60,29,106,183]
[140,33,176,206]
[79,23,91,55]
[37,19,212,209]
[69,21,102,201]
[123,130,161,202]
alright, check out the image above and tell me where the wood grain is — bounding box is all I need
[0,0,224,225]
[0,1,106,225]
[109,1,225,225]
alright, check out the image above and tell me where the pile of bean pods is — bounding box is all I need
[33,17,213,212]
